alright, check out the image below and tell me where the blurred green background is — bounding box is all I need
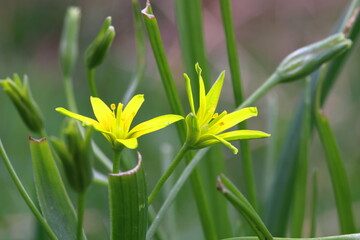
[0,0,359,239]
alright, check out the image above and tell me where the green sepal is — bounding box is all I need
[185,113,201,147]
[51,120,94,193]
[109,152,147,240]
[59,7,81,77]
[276,33,352,83]
[0,74,44,133]
[29,137,86,240]
[85,17,115,69]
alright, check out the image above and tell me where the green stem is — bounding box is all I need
[237,73,279,110]
[0,140,57,240]
[76,191,86,240]
[112,149,122,173]
[64,75,78,112]
[87,68,98,97]
[122,0,146,104]
[146,148,209,240]
[224,234,360,240]
[148,143,189,205]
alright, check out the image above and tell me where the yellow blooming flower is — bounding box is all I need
[184,64,270,154]
[56,95,183,150]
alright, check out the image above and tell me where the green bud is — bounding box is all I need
[0,74,44,133]
[276,33,352,83]
[51,120,93,193]
[185,113,200,147]
[60,7,81,77]
[85,17,115,69]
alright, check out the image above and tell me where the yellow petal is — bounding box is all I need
[196,64,207,124]
[201,71,225,125]
[129,114,183,138]
[184,73,195,113]
[208,107,258,134]
[122,94,144,134]
[217,130,270,141]
[56,107,100,127]
[90,96,115,131]
[116,138,138,149]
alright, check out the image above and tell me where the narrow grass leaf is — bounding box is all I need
[109,153,147,240]
[314,113,356,233]
[290,79,312,237]
[220,0,258,210]
[29,137,84,240]
[217,174,273,240]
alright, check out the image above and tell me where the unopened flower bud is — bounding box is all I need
[51,120,93,193]
[85,17,115,69]
[0,74,44,133]
[60,7,81,77]
[276,33,352,83]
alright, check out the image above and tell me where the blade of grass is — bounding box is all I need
[175,0,210,96]
[220,0,258,210]
[0,140,58,240]
[310,170,318,238]
[122,0,146,104]
[146,148,209,240]
[29,137,85,240]
[221,234,360,240]
[217,174,273,240]
[290,79,311,237]
[109,153,147,240]
[314,113,355,233]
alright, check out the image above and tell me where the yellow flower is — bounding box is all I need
[56,95,183,150]
[184,64,270,154]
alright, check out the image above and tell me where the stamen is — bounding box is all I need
[110,103,116,110]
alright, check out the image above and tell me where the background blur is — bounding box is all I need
[0,0,359,239]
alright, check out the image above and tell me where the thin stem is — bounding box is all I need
[148,143,189,205]
[87,68,98,97]
[0,140,57,240]
[237,73,279,110]
[64,75,78,112]
[112,149,122,173]
[146,148,209,240]
[122,0,146,104]
[76,191,86,240]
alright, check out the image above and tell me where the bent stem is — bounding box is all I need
[148,143,189,205]
[87,68,98,97]
[76,191,86,240]
[0,140,57,240]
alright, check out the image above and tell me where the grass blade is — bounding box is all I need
[29,137,84,240]
[220,0,258,210]
[109,152,147,240]
[290,79,312,237]
[314,112,356,233]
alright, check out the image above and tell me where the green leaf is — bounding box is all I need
[217,174,273,240]
[109,152,147,240]
[29,137,85,240]
[314,113,356,233]
[221,234,360,240]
